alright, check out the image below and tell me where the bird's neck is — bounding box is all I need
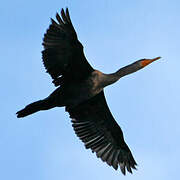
[103,62,140,87]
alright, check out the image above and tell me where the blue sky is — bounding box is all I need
[1,0,180,179]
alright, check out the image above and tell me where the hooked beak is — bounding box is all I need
[141,56,161,68]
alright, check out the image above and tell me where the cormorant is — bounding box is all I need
[16,8,160,175]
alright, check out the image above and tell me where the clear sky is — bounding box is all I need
[1,0,180,179]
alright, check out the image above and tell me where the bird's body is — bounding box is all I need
[16,8,160,175]
[41,70,104,109]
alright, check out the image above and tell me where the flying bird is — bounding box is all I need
[16,8,160,175]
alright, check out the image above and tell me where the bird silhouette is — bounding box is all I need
[16,8,160,175]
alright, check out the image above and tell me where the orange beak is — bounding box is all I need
[141,56,161,68]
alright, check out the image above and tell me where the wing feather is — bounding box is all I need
[67,91,137,175]
[42,8,94,86]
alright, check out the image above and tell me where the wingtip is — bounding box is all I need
[131,161,138,170]
[56,11,64,25]
[119,162,126,175]
[126,165,133,174]
[119,159,138,175]
[55,12,59,17]
[61,8,65,15]
[50,18,57,25]
[66,7,69,15]
[132,165,138,170]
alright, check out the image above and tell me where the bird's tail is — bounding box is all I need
[16,98,55,118]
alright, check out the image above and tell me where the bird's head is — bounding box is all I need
[136,56,161,69]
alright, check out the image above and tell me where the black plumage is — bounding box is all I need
[42,8,94,85]
[17,8,160,175]
[68,91,137,174]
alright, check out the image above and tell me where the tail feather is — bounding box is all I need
[16,99,54,118]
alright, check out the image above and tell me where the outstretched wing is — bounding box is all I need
[67,91,137,175]
[42,8,94,86]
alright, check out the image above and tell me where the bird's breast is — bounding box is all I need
[63,71,104,108]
